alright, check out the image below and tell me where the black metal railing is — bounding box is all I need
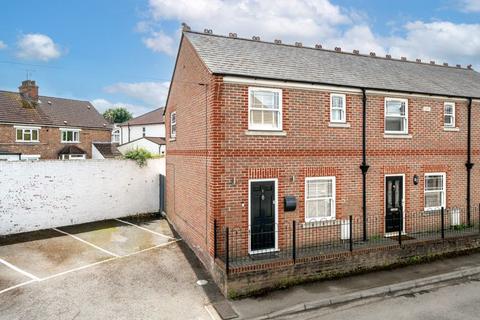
[213,205,480,271]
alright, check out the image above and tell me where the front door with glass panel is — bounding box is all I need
[385,176,403,233]
[250,181,276,252]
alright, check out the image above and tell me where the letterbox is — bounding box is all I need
[284,196,297,211]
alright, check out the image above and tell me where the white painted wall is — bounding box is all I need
[0,158,166,235]
[120,124,165,144]
[117,138,166,156]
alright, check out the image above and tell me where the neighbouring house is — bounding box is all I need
[92,142,123,159]
[165,27,480,296]
[111,124,121,143]
[117,136,166,156]
[0,80,111,160]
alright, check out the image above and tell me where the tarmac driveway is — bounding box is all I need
[0,216,224,320]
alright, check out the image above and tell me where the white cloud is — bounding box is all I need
[458,0,480,12]
[91,98,153,117]
[143,31,176,55]
[16,34,62,61]
[104,81,170,106]
[0,41,6,50]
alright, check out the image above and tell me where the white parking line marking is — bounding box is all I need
[39,257,117,282]
[122,239,181,258]
[0,258,40,281]
[53,228,120,257]
[114,218,177,240]
[0,279,36,295]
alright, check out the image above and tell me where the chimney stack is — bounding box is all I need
[19,80,39,101]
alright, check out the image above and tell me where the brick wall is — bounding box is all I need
[0,124,111,159]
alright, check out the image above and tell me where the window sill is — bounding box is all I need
[245,130,287,136]
[15,141,40,144]
[169,138,176,142]
[302,219,339,228]
[443,127,459,132]
[61,142,80,144]
[383,134,412,139]
[328,122,351,128]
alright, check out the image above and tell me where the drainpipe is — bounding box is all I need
[466,98,474,225]
[360,88,370,241]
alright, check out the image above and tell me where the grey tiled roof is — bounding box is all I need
[119,107,164,126]
[185,31,480,98]
[0,91,110,129]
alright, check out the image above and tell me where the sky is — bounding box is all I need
[0,0,479,116]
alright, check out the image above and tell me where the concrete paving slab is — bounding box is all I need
[0,263,31,292]
[58,220,171,256]
[120,216,176,238]
[0,229,112,279]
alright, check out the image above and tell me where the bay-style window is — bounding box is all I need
[385,98,408,134]
[424,173,446,210]
[61,129,80,143]
[248,87,282,131]
[330,93,346,123]
[15,126,39,142]
[444,102,455,128]
[305,177,336,222]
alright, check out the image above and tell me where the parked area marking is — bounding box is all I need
[53,228,121,257]
[114,218,177,240]
[0,219,179,295]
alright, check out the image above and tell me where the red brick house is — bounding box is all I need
[165,27,480,295]
[0,80,111,160]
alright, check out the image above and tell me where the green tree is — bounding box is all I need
[103,107,133,124]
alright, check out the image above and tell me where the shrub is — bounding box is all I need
[124,148,153,167]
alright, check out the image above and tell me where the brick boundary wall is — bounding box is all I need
[212,235,480,298]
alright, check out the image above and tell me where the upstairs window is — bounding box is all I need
[142,127,146,137]
[444,102,455,128]
[305,177,336,222]
[61,129,80,143]
[385,98,408,134]
[170,112,176,138]
[424,173,446,211]
[15,127,39,142]
[248,87,282,131]
[330,93,346,123]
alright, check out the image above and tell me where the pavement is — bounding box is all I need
[230,252,480,319]
[0,216,228,320]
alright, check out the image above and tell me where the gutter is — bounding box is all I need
[360,88,370,241]
[466,98,474,225]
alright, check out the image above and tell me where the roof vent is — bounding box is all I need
[430,61,436,65]
[87,105,91,109]
[467,64,473,70]
[370,52,376,57]
[203,29,212,34]
[229,33,237,38]
[334,47,341,52]
[401,57,407,61]
[181,23,191,32]
[386,54,392,59]
[63,120,68,125]
[416,58,421,63]
[295,42,302,47]
[315,44,322,49]
[456,64,461,68]
[47,100,52,105]
[252,36,260,41]
[443,62,449,67]
[353,50,360,55]
[274,39,282,44]
[103,123,106,127]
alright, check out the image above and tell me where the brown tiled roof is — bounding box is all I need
[144,137,166,145]
[58,145,86,155]
[93,142,122,158]
[0,91,110,129]
[119,107,164,126]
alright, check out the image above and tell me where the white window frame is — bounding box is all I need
[15,126,40,142]
[60,128,81,143]
[248,87,283,131]
[59,154,86,160]
[330,93,346,123]
[305,176,336,222]
[170,112,176,138]
[112,129,120,143]
[444,102,455,128]
[424,173,446,211]
[384,98,408,134]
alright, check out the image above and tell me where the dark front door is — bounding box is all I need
[250,181,276,252]
[385,176,403,233]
